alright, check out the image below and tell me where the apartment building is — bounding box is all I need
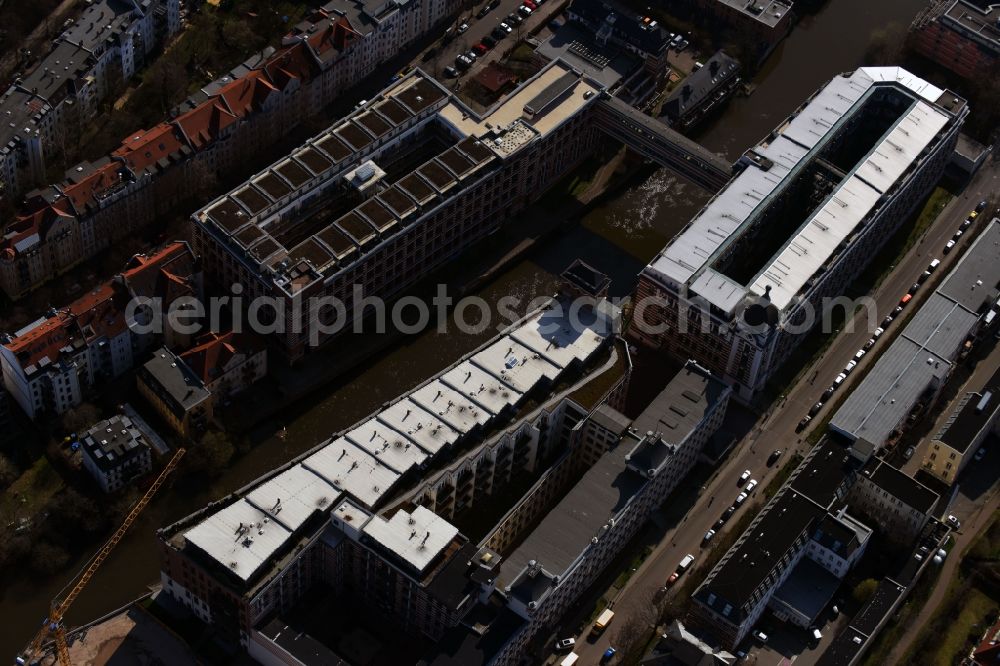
[80,413,153,493]
[911,0,1000,80]
[474,362,730,664]
[137,346,214,438]
[0,0,180,200]
[924,383,1000,485]
[849,457,939,544]
[693,0,793,61]
[633,67,968,402]
[0,284,132,419]
[0,0,451,300]
[660,50,741,131]
[192,62,604,361]
[691,440,866,648]
[0,241,199,420]
[832,220,1000,449]
[155,297,620,656]
[179,332,267,402]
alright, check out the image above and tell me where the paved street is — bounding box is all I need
[568,159,1000,665]
[417,0,563,83]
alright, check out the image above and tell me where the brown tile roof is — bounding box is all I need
[264,42,318,90]
[175,101,240,150]
[61,162,129,214]
[113,123,188,174]
[219,71,278,118]
[179,330,265,384]
[119,241,198,304]
[1,198,76,257]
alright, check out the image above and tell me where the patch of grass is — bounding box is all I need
[918,586,995,665]
[0,456,64,523]
[968,510,1000,562]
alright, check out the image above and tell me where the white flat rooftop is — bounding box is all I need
[643,66,953,314]
[750,101,948,310]
[376,398,459,455]
[361,505,459,575]
[510,306,610,369]
[301,438,401,509]
[410,379,491,434]
[344,417,428,475]
[440,360,523,415]
[244,464,341,532]
[438,60,600,152]
[471,337,561,394]
[184,499,292,582]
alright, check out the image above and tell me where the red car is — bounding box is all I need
[473,43,488,56]
[523,0,538,9]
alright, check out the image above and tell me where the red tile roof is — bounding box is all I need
[264,42,318,90]
[974,620,1000,665]
[306,16,361,56]
[179,330,265,384]
[119,241,198,303]
[4,281,126,370]
[113,123,188,174]
[1,198,76,257]
[175,101,240,150]
[61,162,128,214]
[219,71,278,118]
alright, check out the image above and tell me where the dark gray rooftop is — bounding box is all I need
[632,362,729,445]
[81,414,149,472]
[499,436,646,590]
[771,557,841,625]
[858,458,938,514]
[661,51,740,124]
[140,348,212,416]
[937,219,1000,312]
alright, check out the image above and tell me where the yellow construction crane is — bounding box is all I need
[18,448,186,666]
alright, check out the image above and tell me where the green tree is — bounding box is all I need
[185,430,235,475]
[853,578,878,606]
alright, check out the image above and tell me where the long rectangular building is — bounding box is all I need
[831,219,1000,448]
[157,297,619,654]
[192,60,605,362]
[633,66,968,401]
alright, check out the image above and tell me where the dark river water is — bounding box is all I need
[0,0,930,657]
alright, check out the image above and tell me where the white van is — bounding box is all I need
[928,258,941,272]
[811,628,823,643]
[560,654,580,666]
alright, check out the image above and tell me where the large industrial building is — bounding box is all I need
[157,296,623,661]
[633,67,968,401]
[191,62,605,362]
[831,219,1000,449]
[911,0,1000,80]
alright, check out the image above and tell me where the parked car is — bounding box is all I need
[904,446,914,459]
[473,43,488,55]
[753,630,768,643]
[953,229,964,241]
[739,469,751,484]
[723,506,736,521]
[524,0,538,9]
[893,305,904,316]
[601,647,617,663]
[863,337,876,351]
[508,12,523,25]
[555,637,576,651]
[882,314,894,328]
[873,326,885,340]
[666,571,680,586]
[976,200,988,212]
[703,529,716,545]
[854,349,866,361]
[734,492,748,506]
[821,387,835,401]
[844,359,857,375]
[466,49,479,61]
[768,449,783,466]
[833,372,846,388]
[443,65,459,77]
[458,22,469,33]
[908,282,920,295]
[796,416,812,432]
[900,294,912,306]
[483,35,497,48]
[745,479,758,493]
[715,517,726,530]
[918,270,931,284]
[944,239,956,254]
[975,447,987,461]
[518,5,532,17]
[947,514,961,529]
[500,21,513,33]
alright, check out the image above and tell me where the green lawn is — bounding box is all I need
[906,584,996,666]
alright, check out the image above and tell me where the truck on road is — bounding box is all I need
[591,609,615,637]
